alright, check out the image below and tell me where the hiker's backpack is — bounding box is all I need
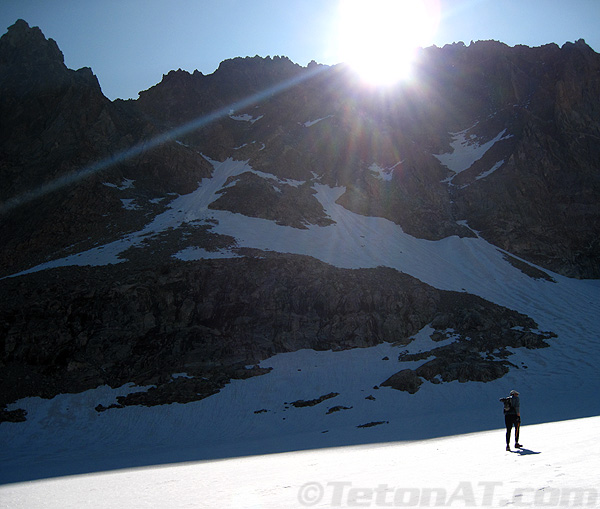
[500,396,512,412]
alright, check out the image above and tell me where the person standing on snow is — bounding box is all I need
[500,389,521,451]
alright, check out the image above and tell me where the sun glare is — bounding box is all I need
[337,0,439,85]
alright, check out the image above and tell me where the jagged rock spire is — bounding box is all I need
[0,19,65,68]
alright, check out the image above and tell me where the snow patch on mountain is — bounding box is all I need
[119,198,139,210]
[402,325,460,354]
[303,114,334,127]
[229,112,264,124]
[102,178,135,190]
[369,161,401,181]
[436,128,512,180]
[173,246,242,261]
[477,159,505,180]
[247,169,305,188]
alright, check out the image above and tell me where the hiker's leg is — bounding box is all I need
[515,419,520,444]
[505,416,512,445]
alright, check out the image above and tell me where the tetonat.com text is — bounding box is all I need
[297,481,598,507]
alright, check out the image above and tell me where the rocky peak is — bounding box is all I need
[0,19,64,66]
[562,38,593,52]
[161,68,199,83]
[216,54,299,73]
[0,18,103,103]
[0,19,64,64]
[138,54,307,123]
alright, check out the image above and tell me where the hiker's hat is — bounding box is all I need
[510,390,519,395]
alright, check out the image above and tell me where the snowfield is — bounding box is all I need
[1,157,599,506]
[1,416,599,508]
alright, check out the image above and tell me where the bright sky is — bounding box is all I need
[1,0,599,100]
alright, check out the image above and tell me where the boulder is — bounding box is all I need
[381,369,423,394]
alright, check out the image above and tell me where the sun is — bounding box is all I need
[336,0,439,85]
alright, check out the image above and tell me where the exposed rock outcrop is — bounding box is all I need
[381,369,423,394]
[0,253,555,417]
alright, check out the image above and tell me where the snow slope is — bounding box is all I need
[1,416,599,508]
[435,127,512,183]
[1,156,599,491]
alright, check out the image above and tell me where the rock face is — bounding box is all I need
[0,21,594,416]
[0,253,555,414]
[208,172,334,228]
[382,290,556,393]
[418,40,600,277]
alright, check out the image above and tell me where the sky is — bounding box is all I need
[1,0,599,100]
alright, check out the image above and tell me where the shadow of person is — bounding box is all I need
[513,448,541,455]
